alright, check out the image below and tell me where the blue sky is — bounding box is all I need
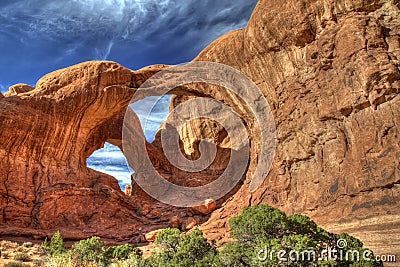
[0,0,257,91]
[87,95,173,189]
[0,0,258,189]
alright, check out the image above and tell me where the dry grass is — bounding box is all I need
[0,239,156,266]
[0,240,44,266]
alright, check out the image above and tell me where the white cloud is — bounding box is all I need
[86,95,173,188]
[0,0,257,60]
[130,94,172,142]
[95,40,114,60]
[86,142,133,189]
[0,83,10,93]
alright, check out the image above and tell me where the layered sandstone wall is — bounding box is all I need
[0,62,184,241]
[174,0,400,255]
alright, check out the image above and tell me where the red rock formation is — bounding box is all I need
[4,84,34,97]
[0,0,399,257]
[144,229,163,242]
[183,217,198,231]
[191,199,217,215]
[178,0,400,256]
[170,216,180,229]
[0,61,191,241]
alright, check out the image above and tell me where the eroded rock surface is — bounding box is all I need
[4,84,34,97]
[179,0,400,257]
[0,0,399,257]
[0,62,190,241]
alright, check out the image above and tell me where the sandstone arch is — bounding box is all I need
[0,0,399,257]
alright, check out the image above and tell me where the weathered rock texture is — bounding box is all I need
[0,62,196,241]
[178,0,400,257]
[0,0,399,258]
[4,84,34,97]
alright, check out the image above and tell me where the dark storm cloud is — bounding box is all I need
[0,0,258,92]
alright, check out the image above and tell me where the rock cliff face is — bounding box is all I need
[0,62,190,241]
[0,0,399,256]
[181,0,400,256]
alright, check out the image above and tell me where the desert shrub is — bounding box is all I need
[154,227,181,251]
[13,252,29,262]
[109,248,144,267]
[218,241,253,266]
[43,236,106,266]
[220,204,383,267]
[44,253,74,267]
[42,230,66,256]
[102,244,138,266]
[2,251,10,258]
[43,236,139,267]
[33,258,45,267]
[146,228,219,267]
[39,205,383,267]
[229,205,289,243]
[109,244,137,259]
[70,236,106,264]
[333,232,381,267]
[3,261,30,267]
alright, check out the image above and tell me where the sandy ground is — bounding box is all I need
[0,239,44,266]
[0,239,156,266]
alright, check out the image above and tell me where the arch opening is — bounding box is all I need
[129,94,173,142]
[86,142,133,190]
[86,94,173,191]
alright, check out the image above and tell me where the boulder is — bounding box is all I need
[191,199,217,215]
[145,229,163,242]
[170,216,180,229]
[183,217,198,231]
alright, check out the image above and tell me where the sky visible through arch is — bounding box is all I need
[0,0,258,189]
[86,95,172,189]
